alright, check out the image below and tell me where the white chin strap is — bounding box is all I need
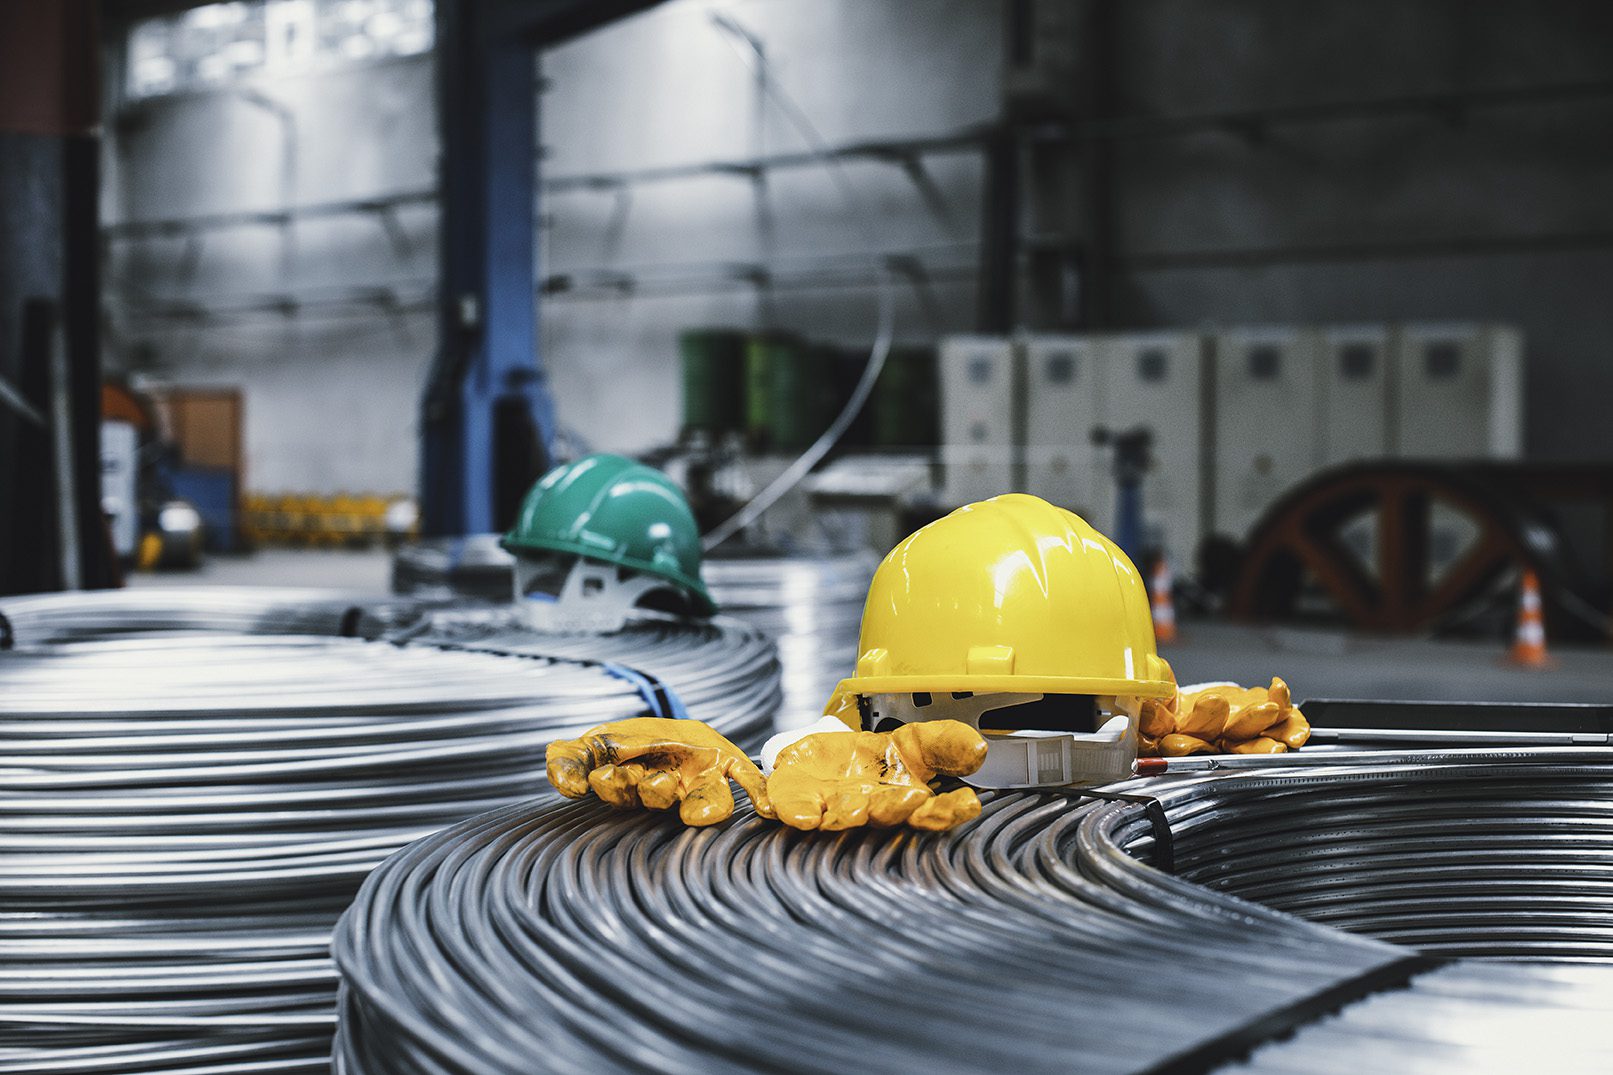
[864,692,1139,789]
[514,557,672,634]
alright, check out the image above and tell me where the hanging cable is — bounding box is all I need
[700,13,897,552]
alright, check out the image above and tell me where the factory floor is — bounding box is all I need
[132,548,1613,706]
[1165,622,1613,705]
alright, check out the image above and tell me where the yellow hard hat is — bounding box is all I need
[834,493,1174,701]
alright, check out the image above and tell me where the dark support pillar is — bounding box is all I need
[1075,0,1119,329]
[988,0,1092,334]
[985,0,1120,333]
[0,1,114,595]
[977,127,1020,333]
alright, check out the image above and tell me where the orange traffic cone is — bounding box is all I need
[1507,570,1552,668]
[1151,558,1178,644]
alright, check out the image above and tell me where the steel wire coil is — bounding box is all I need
[700,552,875,728]
[0,590,781,1074]
[1229,959,1613,1072]
[0,587,427,646]
[392,537,874,728]
[335,750,1613,1074]
[331,793,1394,1073]
[1142,756,1613,962]
[382,608,780,751]
[0,587,781,748]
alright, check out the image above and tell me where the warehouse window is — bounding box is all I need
[1044,352,1077,385]
[126,0,434,100]
[1339,344,1375,380]
[1137,348,1168,382]
[1425,342,1462,380]
[1247,345,1282,381]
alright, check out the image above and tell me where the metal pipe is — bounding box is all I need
[47,310,81,590]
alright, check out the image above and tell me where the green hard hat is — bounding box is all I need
[502,453,717,616]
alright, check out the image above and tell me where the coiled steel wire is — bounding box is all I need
[334,750,1613,1074]
[700,552,873,728]
[0,590,781,1073]
[1229,959,1613,1073]
[0,586,434,647]
[0,586,780,748]
[392,537,873,727]
[1143,751,1613,962]
[391,536,520,604]
[380,607,779,750]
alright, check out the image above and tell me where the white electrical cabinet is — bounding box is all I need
[1395,323,1524,459]
[936,322,1525,554]
[1022,335,1102,520]
[939,336,1021,507]
[1317,324,1394,465]
[1212,326,1324,540]
[1091,331,1207,565]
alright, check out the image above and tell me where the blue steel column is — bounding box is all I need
[423,0,556,536]
[424,0,664,536]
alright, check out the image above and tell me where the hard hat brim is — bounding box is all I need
[834,674,1176,700]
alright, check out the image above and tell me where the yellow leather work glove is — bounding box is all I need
[1136,660,1180,757]
[546,717,774,827]
[1141,677,1312,756]
[768,721,988,832]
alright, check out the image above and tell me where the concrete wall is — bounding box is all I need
[104,0,1000,493]
[538,0,998,454]
[104,0,1613,496]
[1100,0,1613,462]
[103,55,437,494]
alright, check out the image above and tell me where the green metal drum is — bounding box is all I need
[743,333,780,448]
[768,337,837,452]
[872,345,939,448]
[679,329,746,435]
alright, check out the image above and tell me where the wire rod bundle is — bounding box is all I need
[386,607,780,750]
[391,535,867,728]
[391,535,519,604]
[700,552,874,727]
[0,584,779,1074]
[331,793,1397,1073]
[1059,751,1613,1071]
[1141,753,1613,961]
[1230,960,1613,1073]
[335,750,1613,1074]
[0,586,782,749]
[0,586,427,646]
